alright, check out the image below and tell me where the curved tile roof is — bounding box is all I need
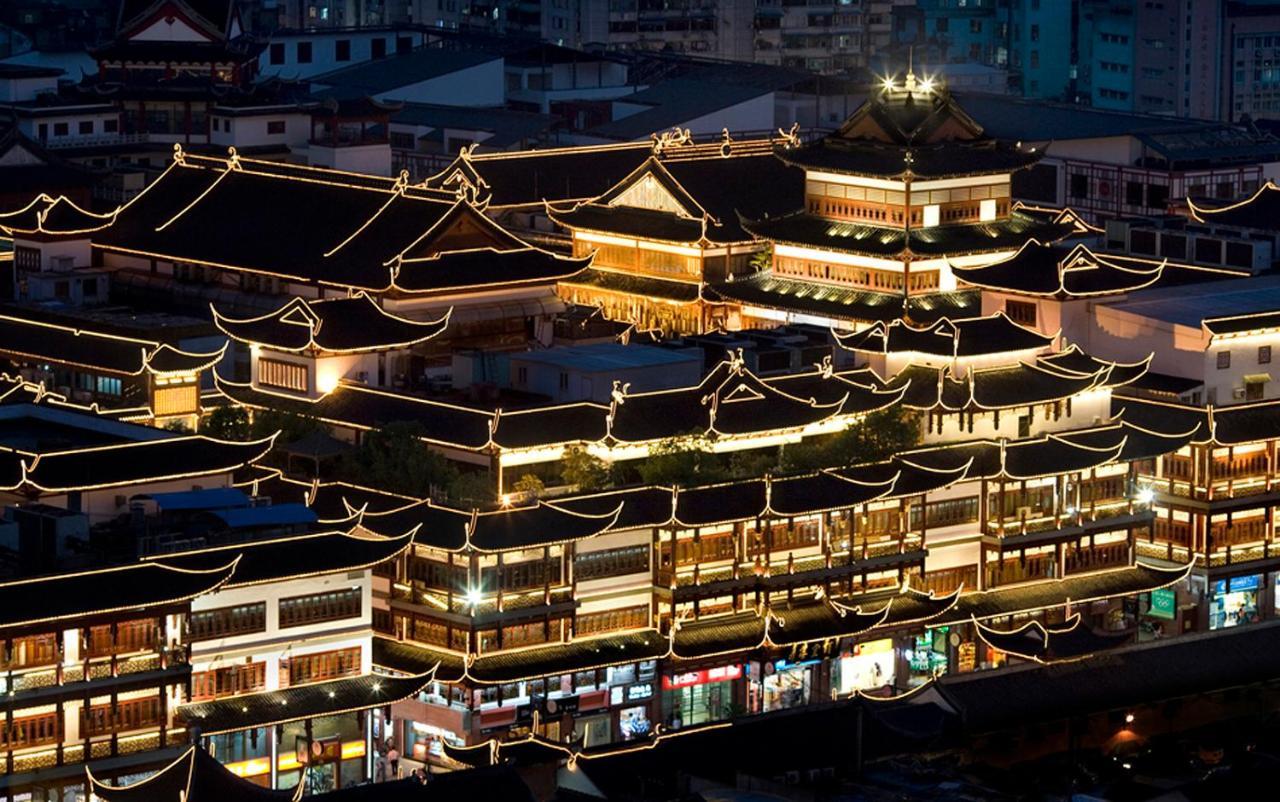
[213,292,449,353]
[0,559,236,629]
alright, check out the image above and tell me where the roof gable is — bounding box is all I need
[0,140,46,168]
[128,12,215,43]
[607,171,695,216]
[117,0,235,41]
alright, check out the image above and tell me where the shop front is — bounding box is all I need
[211,727,271,787]
[1139,586,1178,640]
[832,638,895,697]
[661,663,743,728]
[276,714,369,794]
[607,664,657,742]
[399,697,467,768]
[906,628,949,685]
[761,658,817,711]
[1210,573,1263,630]
[208,714,369,793]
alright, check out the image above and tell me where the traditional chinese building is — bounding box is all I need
[87,0,261,145]
[215,337,1152,494]
[422,141,652,236]
[144,528,426,792]
[549,133,806,335]
[0,560,236,800]
[91,148,589,353]
[257,411,1190,756]
[0,311,223,426]
[718,71,1076,330]
[212,292,449,397]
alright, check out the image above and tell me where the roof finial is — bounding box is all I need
[905,46,917,92]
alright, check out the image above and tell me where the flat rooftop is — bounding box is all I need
[510,342,699,373]
[0,405,167,451]
[1103,273,1280,328]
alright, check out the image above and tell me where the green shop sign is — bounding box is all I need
[1148,587,1176,620]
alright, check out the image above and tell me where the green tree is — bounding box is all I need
[748,245,772,273]
[249,409,325,444]
[511,473,545,499]
[163,417,192,433]
[727,448,779,479]
[339,421,458,497]
[450,471,496,506]
[636,431,726,487]
[560,446,612,490]
[781,406,922,472]
[203,406,251,440]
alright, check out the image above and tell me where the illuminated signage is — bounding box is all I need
[1148,588,1176,620]
[661,664,743,690]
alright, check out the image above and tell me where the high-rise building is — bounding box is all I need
[1222,1,1280,121]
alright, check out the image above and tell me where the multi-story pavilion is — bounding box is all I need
[145,528,426,793]
[721,72,1076,330]
[0,560,236,800]
[549,135,805,335]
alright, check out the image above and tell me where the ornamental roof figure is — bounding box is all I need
[776,68,1042,181]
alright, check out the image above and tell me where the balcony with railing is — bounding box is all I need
[1,629,187,699]
[1064,540,1130,575]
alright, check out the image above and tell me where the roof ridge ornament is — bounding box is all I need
[719,127,733,158]
[610,380,630,406]
[727,348,746,375]
[651,127,692,156]
[776,122,801,150]
[172,141,186,167]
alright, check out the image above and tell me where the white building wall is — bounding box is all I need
[187,570,376,690]
[210,113,312,150]
[257,30,433,79]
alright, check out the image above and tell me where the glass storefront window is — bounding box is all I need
[209,728,270,782]
[619,705,651,740]
[661,666,741,728]
[1210,574,1262,630]
[762,661,813,711]
[406,721,462,762]
[907,630,948,683]
[833,638,895,696]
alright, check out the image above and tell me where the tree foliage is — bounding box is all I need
[203,406,251,440]
[636,431,727,487]
[450,472,496,506]
[560,446,612,491]
[339,421,458,497]
[782,406,922,472]
[511,473,545,499]
[249,409,326,444]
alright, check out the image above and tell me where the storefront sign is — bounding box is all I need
[1215,574,1261,594]
[661,664,743,690]
[957,641,977,673]
[1148,588,1176,620]
[516,694,581,722]
[626,682,654,702]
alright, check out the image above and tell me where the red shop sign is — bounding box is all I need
[661,664,743,690]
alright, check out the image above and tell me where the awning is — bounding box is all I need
[1244,373,1272,384]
